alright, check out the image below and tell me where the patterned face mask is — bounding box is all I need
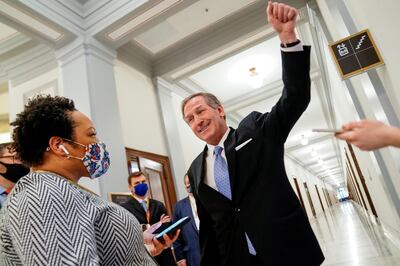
[61,139,111,179]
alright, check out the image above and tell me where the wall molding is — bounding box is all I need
[56,38,116,67]
[1,44,57,87]
[23,79,58,104]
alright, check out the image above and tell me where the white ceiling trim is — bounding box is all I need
[0,30,17,43]
[0,33,31,55]
[55,0,111,18]
[0,1,63,41]
[0,44,57,87]
[106,0,182,41]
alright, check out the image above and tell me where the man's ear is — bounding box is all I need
[217,105,225,118]
[48,136,66,156]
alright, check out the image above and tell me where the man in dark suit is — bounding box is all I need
[120,171,176,266]
[181,2,324,266]
[173,174,200,266]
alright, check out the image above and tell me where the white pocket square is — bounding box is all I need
[235,138,253,151]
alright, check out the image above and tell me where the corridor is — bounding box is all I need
[311,201,400,265]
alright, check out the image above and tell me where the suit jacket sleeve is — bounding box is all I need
[149,200,168,225]
[246,47,311,143]
[172,201,186,262]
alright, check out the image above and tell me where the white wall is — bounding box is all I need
[0,91,8,115]
[114,60,168,156]
[8,68,61,122]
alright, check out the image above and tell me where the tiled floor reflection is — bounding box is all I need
[310,201,400,266]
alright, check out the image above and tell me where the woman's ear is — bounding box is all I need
[48,136,66,156]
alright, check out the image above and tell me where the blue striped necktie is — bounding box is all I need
[213,146,256,255]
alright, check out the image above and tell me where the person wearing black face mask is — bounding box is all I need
[0,144,30,208]
[172,174,201,266]
[120,171,176,266]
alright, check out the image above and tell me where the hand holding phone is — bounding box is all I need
[147,229,181,257]
[154,216,190,244]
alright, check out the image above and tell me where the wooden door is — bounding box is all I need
[315,185,325,212]
[303,181,316,217]
[293,177,307,217]
[125,148,177,215]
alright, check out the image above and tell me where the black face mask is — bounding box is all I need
[0,162,30,183]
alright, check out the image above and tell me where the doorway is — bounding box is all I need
[125,147,177,215]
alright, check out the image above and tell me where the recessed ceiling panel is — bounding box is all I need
[134,0,256,53]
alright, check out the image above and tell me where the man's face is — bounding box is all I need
[184,175,192,195]
[0,147,22,189]
[183,96,228,145]
[129,175,147,193]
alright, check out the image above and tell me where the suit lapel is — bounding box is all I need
[224,127,237,201]
[193,146,207,191]
[131,197,147,222]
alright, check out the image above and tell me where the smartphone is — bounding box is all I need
[154,216,191,243]
[312,128,343,133]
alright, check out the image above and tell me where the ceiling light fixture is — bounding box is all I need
[311,148,318,157]
[248,67,263,88]
[249,67,263,89]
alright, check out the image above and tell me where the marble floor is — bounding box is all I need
[310,201,400,265]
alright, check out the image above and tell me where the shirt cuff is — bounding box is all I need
[281,41,304,52]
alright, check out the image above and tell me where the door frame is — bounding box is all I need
[125,147,177,215]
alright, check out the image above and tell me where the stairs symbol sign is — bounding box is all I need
[355,35,366,50]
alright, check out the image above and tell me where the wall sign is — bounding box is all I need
[329,29,384,79]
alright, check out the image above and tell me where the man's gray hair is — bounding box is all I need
[181,92,225,120]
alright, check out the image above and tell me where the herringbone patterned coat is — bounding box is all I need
[0,172,157,265]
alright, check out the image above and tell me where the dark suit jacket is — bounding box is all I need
[187,47,325,266]
[172,197,200,266]
[120,197,176,266]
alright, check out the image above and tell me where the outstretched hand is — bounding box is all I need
[335,120,400,151]
[266,1,298,43]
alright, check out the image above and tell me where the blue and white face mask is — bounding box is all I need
[61,139,111,179]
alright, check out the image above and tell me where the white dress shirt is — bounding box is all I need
[189,194,200,230]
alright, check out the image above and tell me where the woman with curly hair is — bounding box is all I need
[0,95,178,265]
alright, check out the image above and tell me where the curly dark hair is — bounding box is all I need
[11,95,76,166]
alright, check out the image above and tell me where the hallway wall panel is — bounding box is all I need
[114,61,168,157]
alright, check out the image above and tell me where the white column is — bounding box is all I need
[56,39,128,198]
[156,78,189,200]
